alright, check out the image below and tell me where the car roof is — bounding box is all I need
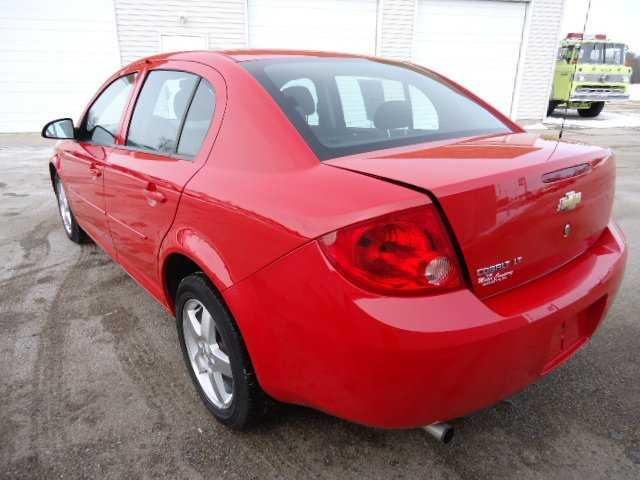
[218,49,369,62]
[132,49,374,67]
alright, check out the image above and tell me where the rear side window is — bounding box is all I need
[244,58,511,160]
[127,70,215,158]
[127,70,199,155]
[79,74,136,145]
[177,79,216,157]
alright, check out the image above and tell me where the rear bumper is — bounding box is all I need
[224,221,627,428]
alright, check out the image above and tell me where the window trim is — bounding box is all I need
[108,143,197,162]
[175,77,203,157]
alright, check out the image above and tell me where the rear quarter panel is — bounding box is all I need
[159,60,426,308]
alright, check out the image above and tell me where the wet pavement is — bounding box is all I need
[1,124,639,479]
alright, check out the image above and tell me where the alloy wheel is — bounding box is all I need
[182,298,234,409]
[56,178,73,235]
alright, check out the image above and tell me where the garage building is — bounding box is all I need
[0,0,565,132]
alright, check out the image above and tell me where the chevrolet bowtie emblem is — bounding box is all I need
[557,191,582,212]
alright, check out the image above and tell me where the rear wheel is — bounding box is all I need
[54,175,88,244]
[577,101,605,118]
[176,273,266,430]
[547,100,560,116]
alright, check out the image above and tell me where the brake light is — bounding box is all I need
[319,204,464,295]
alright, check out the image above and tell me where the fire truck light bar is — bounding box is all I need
[566,33,608,41]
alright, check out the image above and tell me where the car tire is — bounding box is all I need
[577,101,605,118]
[54,174,88,244]
[176,273,266,430]
[547,100,560,116]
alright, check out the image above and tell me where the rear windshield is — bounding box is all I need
[243,58,512,160]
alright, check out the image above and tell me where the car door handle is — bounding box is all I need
[88,164,102,178]
[143,185,166,206]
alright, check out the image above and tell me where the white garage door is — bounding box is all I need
[248,0,378,55]
[413,0,526,115]
[0,0,121,133]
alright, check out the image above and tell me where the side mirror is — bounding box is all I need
[41,118,76,140]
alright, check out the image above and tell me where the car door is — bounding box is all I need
[59,73,138,252]
[104,60,225,296]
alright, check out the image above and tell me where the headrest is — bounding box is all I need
[186,83,215,121]
[282,86,315,116]
[373,100,412,130]
[173,85,192,119]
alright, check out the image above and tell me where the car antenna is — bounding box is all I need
[559,0,592,140]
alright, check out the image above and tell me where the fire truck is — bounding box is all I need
[548,33,633,117]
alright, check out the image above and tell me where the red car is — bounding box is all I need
[42,50,626,436]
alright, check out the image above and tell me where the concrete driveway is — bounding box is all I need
[1,124,639,479]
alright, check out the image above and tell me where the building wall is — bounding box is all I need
[112,0,563,121]
[377,0,417,60]
[0,0,121,132]
[514,0,566,121]
[375,0,565,121]
[113,0,247,66]
[0,0,565,132]
[247,0,378,54]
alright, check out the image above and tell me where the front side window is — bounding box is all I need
[127,70,199,154]
[79,74,136,145]
[562,46,576,62]
[244,58,511,160]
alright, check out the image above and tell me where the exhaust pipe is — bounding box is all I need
[423,422,454,444]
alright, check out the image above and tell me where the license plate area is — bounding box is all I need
[542,295,607,375]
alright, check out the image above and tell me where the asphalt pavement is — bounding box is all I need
[1,110,639,479]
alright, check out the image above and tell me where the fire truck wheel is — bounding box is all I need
[577,102,605,118]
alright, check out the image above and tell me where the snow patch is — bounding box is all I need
[524,122,548,130]
[543,109,640,129]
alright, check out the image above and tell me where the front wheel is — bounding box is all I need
[54,175,88,244]
[176,273,266,430]
[577,101,605,118]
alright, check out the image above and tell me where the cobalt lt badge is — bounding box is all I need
[557,191,582,212]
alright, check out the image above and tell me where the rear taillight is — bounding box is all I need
[318,204,464,296]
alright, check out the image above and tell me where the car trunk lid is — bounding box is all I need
[325,133,615,298]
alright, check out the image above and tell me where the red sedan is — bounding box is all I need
[42,50,626,435]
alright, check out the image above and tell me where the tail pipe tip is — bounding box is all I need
[422,422,454,444]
